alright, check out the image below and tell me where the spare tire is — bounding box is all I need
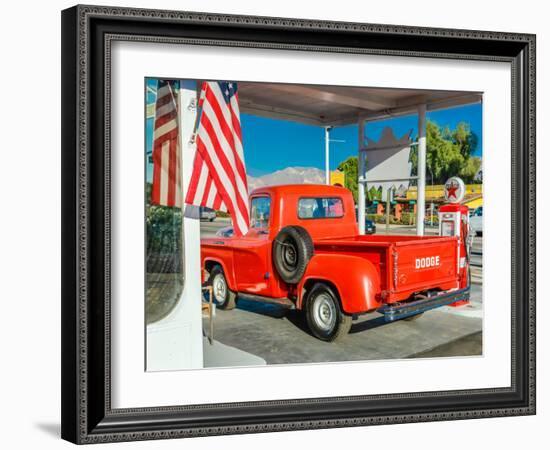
[272,226,314,284]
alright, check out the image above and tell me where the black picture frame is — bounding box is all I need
[61,4,536,444]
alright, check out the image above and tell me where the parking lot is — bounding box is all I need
[201,217,483,366]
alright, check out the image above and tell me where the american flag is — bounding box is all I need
[151,80,182,207]
[185,81,250,236]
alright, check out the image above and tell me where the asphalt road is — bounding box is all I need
[200,217,231,237]
[204,285,482,366]
[201,219,483,366]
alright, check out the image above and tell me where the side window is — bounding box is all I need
[298,197,344,219]
[250,196,271,229]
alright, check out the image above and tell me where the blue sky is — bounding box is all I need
[241,103,482,176]
[146,79,482,180]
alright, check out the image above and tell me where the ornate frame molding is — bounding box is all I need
[61,5,536,444]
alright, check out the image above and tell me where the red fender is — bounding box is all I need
[202,255,236,291]
[297,254,381,314]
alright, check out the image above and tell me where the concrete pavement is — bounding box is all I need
[203,295,482,366]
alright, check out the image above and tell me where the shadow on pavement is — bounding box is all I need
[284,310,311,334]
[349,315,388,334]
[235,298,289,319]
[235,298,316,336]
[235,298,390,338]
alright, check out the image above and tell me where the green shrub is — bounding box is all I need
[146,205,183,273]
[366,213,383,223]
[400,212,415,225]
[390,216,401,225]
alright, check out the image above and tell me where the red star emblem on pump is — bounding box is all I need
[446,183,459,199]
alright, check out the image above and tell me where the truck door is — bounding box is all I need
[232,195,272,295]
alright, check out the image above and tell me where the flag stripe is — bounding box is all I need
[197,135,247,234]
[175,147,182,207]
[185,81,249,235]
[154,109,177,128]
[186,151,204,204]
[155,103,176,119]
[206,179,217,207]
[154,119,178,140]
[195,133,241,224]
[213,192,224,211]
[160,140,170,205]
[167,133,177,205]
[204,87,247,184]
[151,80,181,208]
[197,128,248,234]
[199,108,249,222]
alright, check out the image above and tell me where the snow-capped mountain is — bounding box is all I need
[247,167,325,191]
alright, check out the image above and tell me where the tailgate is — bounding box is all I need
[391,237,458,294]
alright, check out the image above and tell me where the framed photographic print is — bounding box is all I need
[61,4,536,444]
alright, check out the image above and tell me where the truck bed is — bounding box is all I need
[314,234,460,302]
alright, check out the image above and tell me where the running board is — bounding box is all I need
[379,287,470,322]
[237,293,296,309]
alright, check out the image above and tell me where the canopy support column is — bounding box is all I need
[358,119,366,235]
[325,126,331,184]
[416,104,427,236]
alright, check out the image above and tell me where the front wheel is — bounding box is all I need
[305,283,352,342]
[208,266,236,310]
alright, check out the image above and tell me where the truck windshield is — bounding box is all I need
[250,196,271,228]
[298,197,344,219]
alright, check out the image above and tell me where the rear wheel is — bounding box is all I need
[305,283,351,341]
[208,265,236,310]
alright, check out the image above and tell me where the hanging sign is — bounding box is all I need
[444,176,466,203]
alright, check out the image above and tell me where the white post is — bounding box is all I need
[416,104,427,236]
[325,126,331,185]
[146,82,204,371]
[357,119,366,235]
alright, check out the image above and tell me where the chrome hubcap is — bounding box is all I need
[282,241,298,269]
[212,274,227,304]
[312,293,336,332]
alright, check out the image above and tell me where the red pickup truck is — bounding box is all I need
[201,184,470,341]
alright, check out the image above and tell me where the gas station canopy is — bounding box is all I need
[236,82,482,237]
[237,82,482,126]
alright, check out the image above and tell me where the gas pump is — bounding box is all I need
[438,177,471,302]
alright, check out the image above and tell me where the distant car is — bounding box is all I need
[365,219,376,234]
[469,206,482,236]
[215,226,234,238]
[199,207,216,222]
[354,209,376,234]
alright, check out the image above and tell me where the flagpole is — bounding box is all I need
[189,80,204,144]
[325,126,331,185]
